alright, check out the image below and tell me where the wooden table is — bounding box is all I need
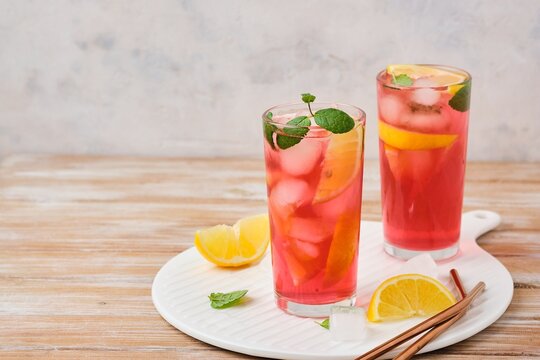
[1,155,539,359]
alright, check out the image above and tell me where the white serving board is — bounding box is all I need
[152,210,513,360]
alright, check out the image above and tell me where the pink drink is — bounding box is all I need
[377,65,471,260]
[262,103,365,316]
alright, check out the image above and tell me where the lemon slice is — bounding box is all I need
[386,64,467,87]
[324,208,360,285]
[379,120,457,150]
[387,64,442,79]
[314,125,364,203]
[448,84,465,95]
[194,214,269,267]
[367,274,457,322]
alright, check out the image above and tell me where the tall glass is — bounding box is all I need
[377,64,471,260]
[262,103,366,317]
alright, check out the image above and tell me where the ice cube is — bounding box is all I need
[268,179,311,220]
[400,253,439,279]
[292,239,320,260]
[288,216,333,244]
[412,78,441,106]
[378,95,405,127]
[271,113,300,124]
[280,138,323,176]
[330,306,367,341]
[313,198,342,222]
[403,111,450,133]
[269,179,310,208]
[313,183,357,222]
[265,169,281,189]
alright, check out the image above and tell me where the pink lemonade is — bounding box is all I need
[377,65,471,260]
[262,102,365,316]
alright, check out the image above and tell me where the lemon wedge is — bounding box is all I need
[314,125,364,203]
[194,214,269,267]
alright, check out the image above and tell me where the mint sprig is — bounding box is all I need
[393,73,414,86]
[449,82,471,112]
[316,318,330,330]
[209,290,248,309]
[265,93,355,150]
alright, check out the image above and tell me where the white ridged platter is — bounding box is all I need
[152,210,513,360]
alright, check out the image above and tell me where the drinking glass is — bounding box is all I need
[262,102,366,317]
[377,64,471,260]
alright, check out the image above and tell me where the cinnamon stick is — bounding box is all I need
[450,269,466,298]
[356,281,485,360]
[393,269,469,360]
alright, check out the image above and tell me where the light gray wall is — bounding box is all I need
[1,0,539,161]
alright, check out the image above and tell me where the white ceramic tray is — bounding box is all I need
[152,210,513,359]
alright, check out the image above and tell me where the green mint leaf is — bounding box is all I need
[316,318,330,330]
[301,93,316,104]
[276,116,311,150]
[393,74,414,86]
[276,134,301,149]
[449,82,471,112]
[264,122,277,149]
[267,111,273,119]
[314,108,355,134]
[209,290,248,309]
[284,116,310,136]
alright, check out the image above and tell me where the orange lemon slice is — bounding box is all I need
[379,121,457,150]
[314,125,364,203]
[194,214,269,267]
[367,274,457,322]
[386,64,467,87]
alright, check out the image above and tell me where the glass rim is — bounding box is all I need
[376,64,472,90]
[262,102,366,136]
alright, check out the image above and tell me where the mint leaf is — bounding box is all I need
[267,111,273,119]
[284,116,310,136]
[393,74,413,86]
[264,122,277,149]
[276,116,310,150]
[209,290,248,309]
[314,108,355,134]
[302,93,315,116]
[449,82,471,112]
[276,135,300,149]
[316,318,330,330]
[301,93,316,103]
[302,93,316,116]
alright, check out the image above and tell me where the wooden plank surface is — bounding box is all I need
[0,155,539,359]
